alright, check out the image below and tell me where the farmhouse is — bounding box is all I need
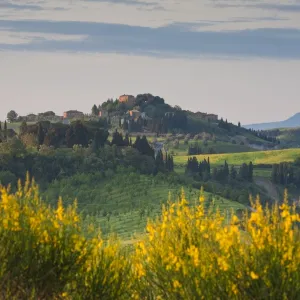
[195,112,218,122]
[119,94,136,106]
[63,110,84,120]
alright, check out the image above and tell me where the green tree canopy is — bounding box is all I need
[7,110,18,123]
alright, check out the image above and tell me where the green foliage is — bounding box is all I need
[0,171,17,187]
[6,110,18,123]
[0,179,132,299]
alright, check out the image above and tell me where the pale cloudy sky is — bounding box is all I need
[0,0,300,124]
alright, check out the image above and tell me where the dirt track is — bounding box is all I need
[255,177,280,201]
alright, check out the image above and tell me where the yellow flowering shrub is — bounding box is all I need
[134,190,300,300]
[1,174,299,299]
[0,175,132,299]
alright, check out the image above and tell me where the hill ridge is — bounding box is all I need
[244,112,300,130]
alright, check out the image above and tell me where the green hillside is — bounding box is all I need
[278,127,300,147]
[174,148,300,166]
[166,140,257,156]
[42,173,245,240]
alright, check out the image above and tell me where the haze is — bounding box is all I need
[1,0,300,124]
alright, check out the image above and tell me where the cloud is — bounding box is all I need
[0,2,43,11]
[0,30,86,45]
[256,3,300,12]
[86,0,162,8]
[213,1,300,13]
[0,19,300,59]
[86,0,156,5]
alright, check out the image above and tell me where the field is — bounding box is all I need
[42,173,245,240]
[166,140,257,156]
[174,148,300,166]
[253,168,272,178]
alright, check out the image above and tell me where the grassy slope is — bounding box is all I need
[278,127,300,146]
[167,140,256,156]
[43,173,245,240]
[174,148,300,166]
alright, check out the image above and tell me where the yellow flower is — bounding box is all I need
[56,197,64,221]
[232,284,238,295]
[173,280,182,289]
[250,271,259,280]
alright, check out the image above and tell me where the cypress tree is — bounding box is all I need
[4,121,7,141]
[155,150,164,173]
[279,163,284,185]
[224,160,229,179]
[248,162,253,182]
[124,133,130,147]
[271,164,278,184]
[92,104,99,116]
[92,130,101,152]
[230,166,237,180]
[37,123,45,146]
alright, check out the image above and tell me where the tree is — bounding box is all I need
[230,166,237,181]
[165,154,174,172]
[155,150,164,174]
[37,123,45,146]
[238,122,241,127]
[271,164,278,184]
[224,161,229,179]
[248,162,253,182]
[123,120,129,131]
[65,126,75,148]
[72,121,89,147]
[92,104,99,116]
[111,130,124,147]
[239,163,249,181]
[7,110,18,123]
[133,135,154,157]
[92,129,109,151]
[19,121,28,135]
[0,121,2,131]
[124,133,130,147]
[4,121,7,141]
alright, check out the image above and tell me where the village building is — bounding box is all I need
[63,110,84,120]
[127,109,141,119]
[119,95,136,106]
[98,109,108,118]
[195,112,218,122]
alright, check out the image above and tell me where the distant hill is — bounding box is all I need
[244,113,300,130]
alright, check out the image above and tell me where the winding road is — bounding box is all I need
[255,177,280,201]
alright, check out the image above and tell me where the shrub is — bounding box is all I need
[176,134,185,140]
[173,139,180,149]
[0,175,132,299]
[134,190,300,299]
[20,133,38,149]
[193,134,201,141]
[0,171,17,187]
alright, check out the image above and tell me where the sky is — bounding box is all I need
[0,0,300,124]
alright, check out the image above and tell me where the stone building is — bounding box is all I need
[119,95,136,106]
[63,110,84,120]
